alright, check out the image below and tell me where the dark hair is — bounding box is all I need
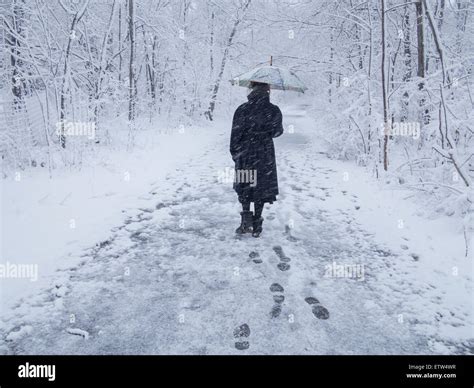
[250,81,270,93]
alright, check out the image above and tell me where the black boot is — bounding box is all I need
[252,216,264,238]
[235,211,253,234]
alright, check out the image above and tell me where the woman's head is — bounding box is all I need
[250,81,270,95]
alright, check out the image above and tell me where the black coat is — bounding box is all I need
[230,89,284,204]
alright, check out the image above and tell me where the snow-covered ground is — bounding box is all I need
[0,109,472,355]
[0,123,216,311]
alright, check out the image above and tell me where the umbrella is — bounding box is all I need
[230,65,307,93]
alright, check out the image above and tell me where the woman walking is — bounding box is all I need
[230,81,284,237]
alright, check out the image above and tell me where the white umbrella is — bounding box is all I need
[230,65,307,93]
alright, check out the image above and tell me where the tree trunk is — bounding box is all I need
[128,0,136,123]
[367,3,373,155]
[58,1,89,148]
[381,0,389,171]
[94,0,117,139]
[328,31,334,103]
[204,0,251,121]
[8,0,26,108]
[118,3,123,84]
[401,2,412,122]
[423,0,447,85]
[455,0,468,55]
[209,8,215,78]
[415,0,429,131]
[415,1,425,80]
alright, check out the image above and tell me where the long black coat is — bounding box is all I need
[230,89,284,204]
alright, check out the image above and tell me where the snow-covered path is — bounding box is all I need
[1,112,471,355]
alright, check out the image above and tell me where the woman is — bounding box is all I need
[230,81,284,237]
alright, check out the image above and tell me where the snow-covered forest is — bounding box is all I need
[0,0,473,355]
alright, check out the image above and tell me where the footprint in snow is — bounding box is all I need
[270,283,285,318]
[249,251,262,264]
[305,297,330,320]
[277,263,291,271]
[273,246,292,271]
[374,248,392,257]
[270,304,282,318]
[234,324,250,350]
[284,226,298,242]
[290,185,303,192]
[273,294,285,303]
[273,246,291,262]
[270,283,284,292]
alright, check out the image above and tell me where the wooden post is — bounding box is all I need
[270,56,273,66]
